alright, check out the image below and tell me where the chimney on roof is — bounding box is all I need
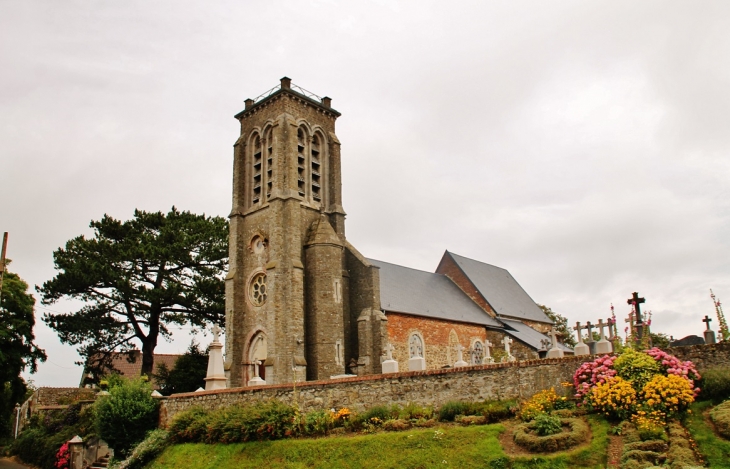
[321,96,332,108]
[280,76,292,89]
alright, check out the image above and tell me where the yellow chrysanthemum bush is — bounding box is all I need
[519,387,570,421]
[588,376,637,420]
[640,374,695,418]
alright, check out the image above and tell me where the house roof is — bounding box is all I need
[81,351,181,388]
[369,258,502,327]
[501,318,573,353]
[445,251,552,324]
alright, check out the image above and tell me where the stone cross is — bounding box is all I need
[548,328,559,349]
[585,321,595,342]
[212,324,221,343]
[607,318,615,341]
[703,315,713,331]
[253,360,261,378]
[596,319,608,340]
[573,322,585,344]
[484,340,493,362]
[627,292,646,338]
[540,338,551,351]
[502,336,512,354]
[454,343,465,363]
[625,311,635,335]
[384,343,395,361]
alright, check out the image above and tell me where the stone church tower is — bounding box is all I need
[225,78,386,387]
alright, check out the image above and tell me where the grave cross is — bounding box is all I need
[548,328,559,349]
[484,340,493,361]
[212,324,222,343]
[384,343,395,361]
[573,322,585,344]
[607,318,615,340]
[540,338,551,351]
[596,319,608,340]
[703,315,713,331]
[627,292,646,339]
[502,336,513,354]
[454,343,465,363]
[585,321,595,342]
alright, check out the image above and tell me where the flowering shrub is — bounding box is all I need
[55,442,70,469]
[519,388,563,421]
[631,410,666,441]
[573,354,617,400]
[588,377,636,420]
[645,347,701,397]
[533,413,562,436]
[613,348,661,392]
[641,374,695,417]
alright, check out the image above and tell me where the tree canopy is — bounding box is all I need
[39,207,228,376]
[153,341,208,395]
[538,304,577,348]
[0,262,46,438]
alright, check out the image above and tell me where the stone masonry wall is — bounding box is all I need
[160,343,730,427]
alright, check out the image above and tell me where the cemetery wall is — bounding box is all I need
[159,343,730,427]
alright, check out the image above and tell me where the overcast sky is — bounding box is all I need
[2,1,729,387]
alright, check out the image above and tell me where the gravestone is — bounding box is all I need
[703,315,717,345]
[247,360,266,386]
[670,335,705,347]
[382,343,399,374]
[454,343,469,368]
[585,321,596,355]
[501,336,516,362]
[594,319,613,354]
[483,340,495,364]
[546,328,564,358]
[573,321,590,356]
[627,292,646,339]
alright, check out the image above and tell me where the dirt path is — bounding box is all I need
[0,457,33,469]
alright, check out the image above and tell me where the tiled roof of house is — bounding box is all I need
[81,351,182,388]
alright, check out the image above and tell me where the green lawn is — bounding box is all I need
[146,417,608,469]
[686,400,730,468]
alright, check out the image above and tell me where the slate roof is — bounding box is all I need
[500,318,573,353]
[446,251,553,324]
[369,258,502,327]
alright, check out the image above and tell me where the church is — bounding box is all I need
[224,78,572,388]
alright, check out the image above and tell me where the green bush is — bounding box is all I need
[95,378,159,458]
[699,367,730,403]
[438,401,471,421]
[709,399,730,439]
[168,407,209,443]
[398,402,434,420]
[302,410,333,436]
[481,399,517,423]
[533,413,562,436]
[109,429,170,469]
[613,348,661,391]
[512,417,588,452]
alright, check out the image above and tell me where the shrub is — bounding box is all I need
[709,399,730,439]
[519,388,562,421]
[641,374,694,418]
[512,417,588,452]
[614,348,661,391]
[588,376,636,420]
[620,449,666,467]
[455,415,486,426]
[360,405,396,423]
[698,367,730,402]
[398,403,434,420]
[481,399,517,422]
[631,411,666,441]
[438,401,471,422]
[645,348,701,396]
[168,407,209,443]
[109,429,170,469]
[573,354,618,400]
[533,413,562,436]
[381,419,410,431]
[302,410,333,436]
[94,378,159,458]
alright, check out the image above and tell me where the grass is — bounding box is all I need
[685,400,730,468]
[145,417,609,469]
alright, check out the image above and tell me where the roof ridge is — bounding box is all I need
[447,251,509,273]
[367,258,445,276]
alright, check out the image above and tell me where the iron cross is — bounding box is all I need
[703,315,713,331]
[627,292,646,324]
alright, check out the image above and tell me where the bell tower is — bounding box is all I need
[225,77,349,386]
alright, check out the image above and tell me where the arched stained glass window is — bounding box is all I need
[409,334,424,358]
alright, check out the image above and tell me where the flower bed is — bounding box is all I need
[512,417,588,452]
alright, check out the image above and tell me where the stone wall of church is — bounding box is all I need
[485,329,539,361]
[159,343,730,427]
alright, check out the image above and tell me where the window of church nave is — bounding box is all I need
[297,128,306,198]
[471,340,484,365]
[249,272,268,306]
[265,129,273,200]
[251,134,262,205]
[310,134,321,202]
[409,333,424,358]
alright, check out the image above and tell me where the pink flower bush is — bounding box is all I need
[573,354,617,399]
[645,347,701,396]
[55,442,70,469]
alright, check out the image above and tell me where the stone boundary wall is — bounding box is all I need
[159,343,730,427]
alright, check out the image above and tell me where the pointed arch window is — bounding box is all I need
[248,129,274,208]
[251,134,262,206]
[265,128,273,200]
[295,126,324,207]
[471,341,484,365]
[409,333,424,358]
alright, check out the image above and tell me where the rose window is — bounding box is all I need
[250,273,267,306]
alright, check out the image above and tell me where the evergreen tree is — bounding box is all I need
[153,341,208,395]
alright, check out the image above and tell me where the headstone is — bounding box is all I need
[382,343,399,374]
[408,335,427,371]
[483,340,495,364]
[703,315,717,345]
[573,321,590,356]
[205,324,228,390]
[585,321,596,354]
[247,359,266,386]
[594,319,613,354]
[670,335,705,347]
[454,343,468,367]
[546,328,564,358]
[501,336,516,362]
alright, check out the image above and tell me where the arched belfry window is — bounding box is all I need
[251,134,263,206]
[297,128,307,198]
[311,133,321,202]
[264,128,273,200]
